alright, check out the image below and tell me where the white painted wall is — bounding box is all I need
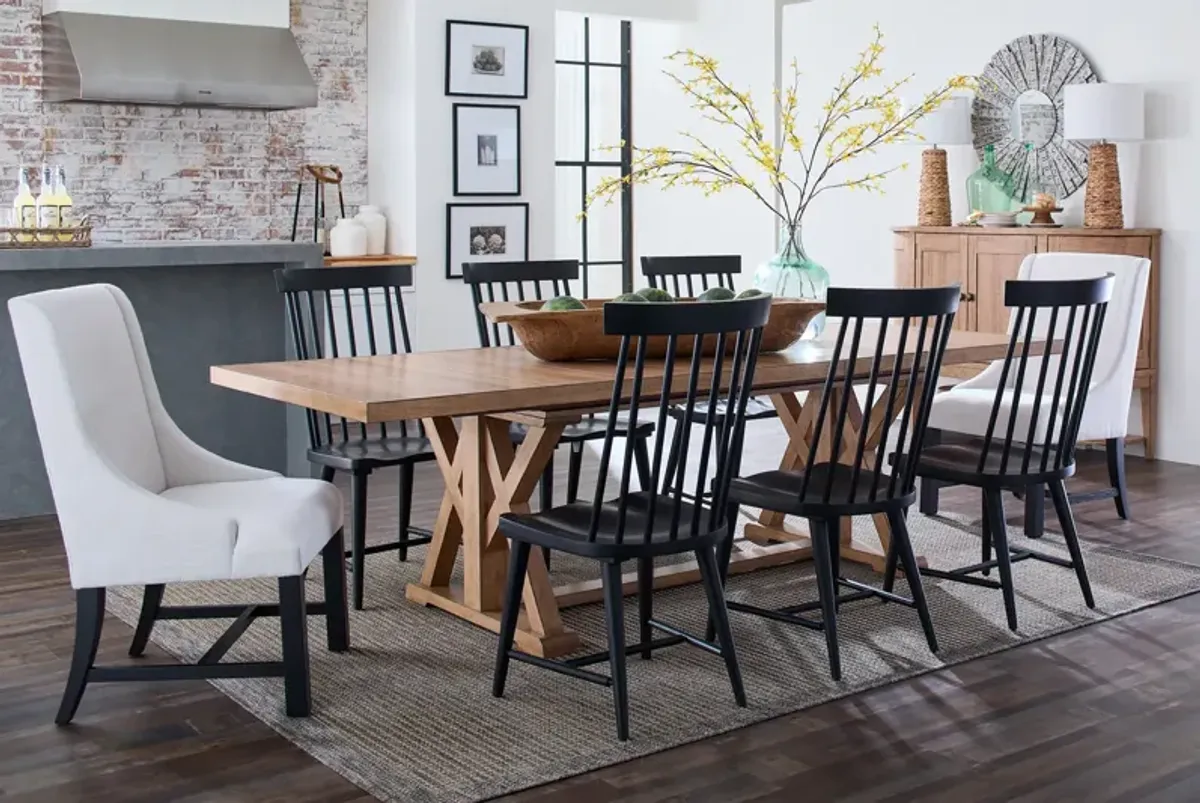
[783,0,1199,464]
[43,0,289,27]
[370,0,776,352]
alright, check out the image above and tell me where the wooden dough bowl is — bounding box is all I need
[480,298,826,362]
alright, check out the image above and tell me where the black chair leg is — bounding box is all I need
[637,557,653,660]
[981,490,993,576]
[493,541,532,698]
[828,516,842,612]
[809,518,842,681]
[321,529,350,652]
[278,575,311,718]
[1050,480,1096,609]
[397,464,414,562]
[984,489,1019,631]
[540,456,555,512]
[320,466,336,483]
[696,544,747,707]
[566,442,584,504]
[601,561,630,742]
[706,508,739,644]
[919,428,943,515]
[349,471,369,611]
[128,583,164,657]
[1025,483,1045,539]
[56,588,105,725]
[882,533,899,594]
[540,458,554,570]
[887,509,938,654]
[1106,437,1130,520]
[633,437,652,494]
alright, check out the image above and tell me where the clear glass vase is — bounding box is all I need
[752,224,830,339]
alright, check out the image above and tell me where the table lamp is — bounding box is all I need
[915,96,973,226]
[1064,83,1145,228]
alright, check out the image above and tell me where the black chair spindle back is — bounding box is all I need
[277,265,417,448]
[640,255,741,298]
[590,295,772,546]
[976,273,1115,479]
[800,286,961,509]
[462,260,578,348]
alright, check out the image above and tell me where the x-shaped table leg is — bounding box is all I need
[406,415,580,658]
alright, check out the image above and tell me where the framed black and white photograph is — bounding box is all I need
[454,103,521,196]
[446,20,529,99]
[446,202,529,280]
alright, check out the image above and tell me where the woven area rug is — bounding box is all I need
[106,512,1200,803]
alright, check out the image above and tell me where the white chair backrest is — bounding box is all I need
[9,285,169,501]
[1013,252,1150,390]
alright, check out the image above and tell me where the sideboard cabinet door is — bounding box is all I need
[914,234,969,329]
[970,234,1038,334]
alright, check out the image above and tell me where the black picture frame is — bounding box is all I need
[445,19,530,100]
[445,202,530,280]
[453,103,522,197]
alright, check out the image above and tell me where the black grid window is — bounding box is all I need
[555,17,633,297]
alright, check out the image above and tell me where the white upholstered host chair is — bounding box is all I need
[921,253,1151,532]
[9,284,349,724]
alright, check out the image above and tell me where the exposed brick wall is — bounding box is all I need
[0,0,367,242]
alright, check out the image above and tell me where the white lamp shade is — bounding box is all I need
[1064,83,1145,142]
[915,96,973,147]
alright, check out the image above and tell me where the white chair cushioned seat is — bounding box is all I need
[161,478,342,580]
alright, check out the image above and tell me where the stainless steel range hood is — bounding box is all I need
[42,12,318,110]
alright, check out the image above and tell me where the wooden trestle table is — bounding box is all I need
[212,329,1020,658]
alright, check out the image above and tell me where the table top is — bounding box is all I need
[211,328,1023,424]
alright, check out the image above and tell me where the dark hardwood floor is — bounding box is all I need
[2,450,1200,802]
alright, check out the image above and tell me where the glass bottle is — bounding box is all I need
[752,223,830,339]
[966,145,1021,215]
[12,167,35,242]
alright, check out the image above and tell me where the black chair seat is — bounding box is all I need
[509,417,654,444]
[915,443,1075,490]
[308,435,436,472]
[668,396,778,426]
[730,462,915,518]
[500,492,725,559]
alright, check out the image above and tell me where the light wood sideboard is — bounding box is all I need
[893,226,1161,458]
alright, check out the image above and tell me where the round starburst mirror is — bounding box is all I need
[973,34,1099,201]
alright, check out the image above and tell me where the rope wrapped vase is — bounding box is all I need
[1084,143,1124,228]
[918,148,952,227]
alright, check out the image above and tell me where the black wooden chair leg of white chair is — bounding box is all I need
[321,531,351,652]
[129,583,165,657]
[56,588,105,726]
[278,575,312,718]
[1107,437,1131,520]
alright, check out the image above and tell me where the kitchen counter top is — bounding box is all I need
[0,241,323,272]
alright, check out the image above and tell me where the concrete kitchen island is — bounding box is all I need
[0,242,323,519]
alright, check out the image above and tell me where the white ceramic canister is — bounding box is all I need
[329,217,368,258]
[354,205,387,256]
